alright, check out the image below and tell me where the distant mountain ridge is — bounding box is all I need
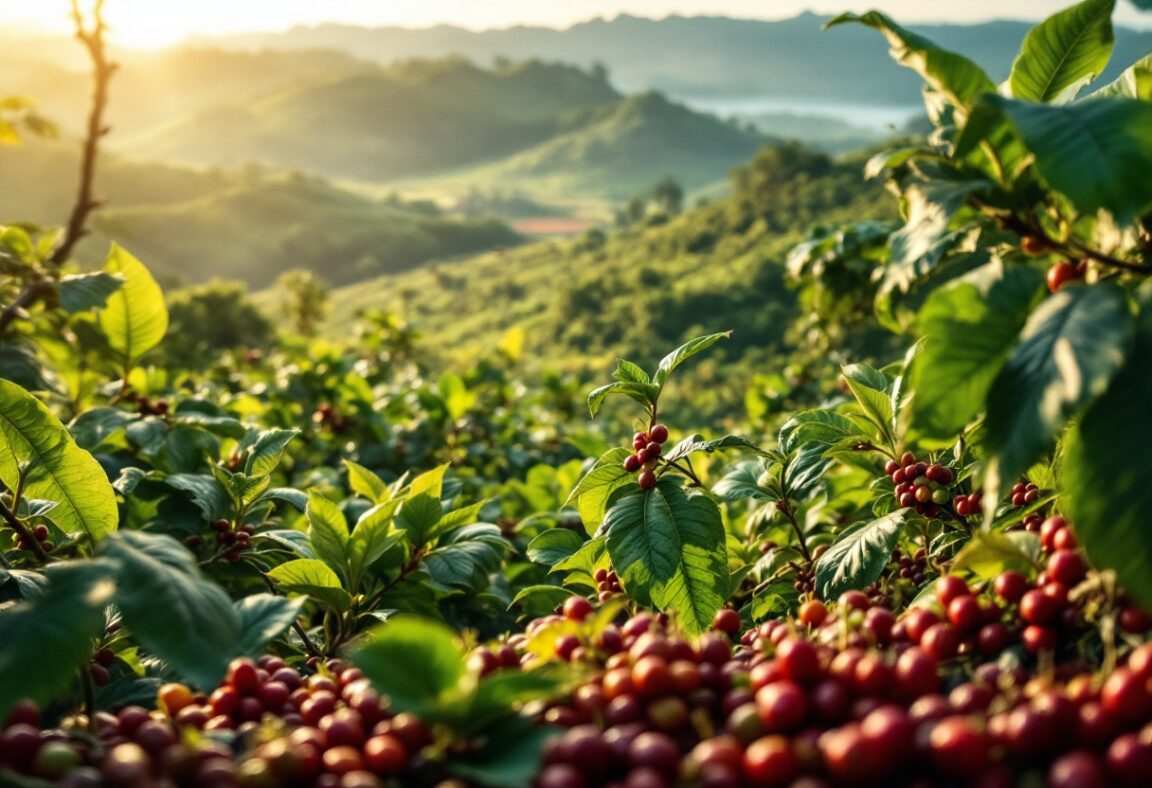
[191,13,1152,103]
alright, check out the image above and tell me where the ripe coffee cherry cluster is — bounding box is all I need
[953,490,984,517]
[1047,259,1088,293]
[884,452,953,516]
[13,522,54,554]
[188,519,255,562]
[595,567,623,601]
[123,391,169,417]
[623,424,669,490]
[313,403,349,434]
[1010,481,1040,508]
[893,547,930,586]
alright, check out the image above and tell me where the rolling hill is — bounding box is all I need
[121,58,623,182]
[0,140,518,287]
[407,91,765,201]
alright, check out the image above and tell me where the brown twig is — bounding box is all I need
[50,0,116,266]
[0,498,52,564]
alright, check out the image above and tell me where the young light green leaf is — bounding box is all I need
[815,509,911,600]
[98,244,168,364]
[1009,0,1115,103]
[345,459,390,504]
[101,531,241,689]
[612,359,650,384]
[395,493,443,547]
[984,284,1133,508]
[603,482,729,636]
[267,559,352,612]
[408,463,449,499]
[349,500,402,584]
[951,531,1041,580]
[565,448,633,535]
[586,381,657,418]
[0,378,118,545]
[652,331,731,388]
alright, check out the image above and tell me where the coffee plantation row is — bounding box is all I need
[2,0,1152,785]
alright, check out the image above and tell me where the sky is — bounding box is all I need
[2,0,1149,48]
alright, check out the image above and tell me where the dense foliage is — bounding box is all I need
[1,2,1152,787]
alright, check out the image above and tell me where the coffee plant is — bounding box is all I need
[3,0,1152,786]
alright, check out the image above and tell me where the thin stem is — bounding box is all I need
[778,498,812,564]
[80,665,98,734]
[51,0,116,266]
[0,498,52,564]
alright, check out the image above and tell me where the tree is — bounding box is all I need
[278,269,329,337]
[163,281,274,365]
[652,176,684,216]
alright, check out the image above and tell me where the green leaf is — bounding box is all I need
[395,493,443,547]
[652,331,731,389]
[69,407,138,451]
[345,459,389,504]
[244,429,297,478]
[826,12,995,114]
[984,284,1133,504]
[408,464,449,499]
[422,524,507,593]
[0,560,116,720]
[779,411,868,454]
[306,491,350,579]
[511,584,573,613]
[57,272,123,314]
[350,617,466,716]
[841,363,897,449]
[565,448,633,535]
[527,529,585,566]
[815,509,911,600]
[980,96,1152,223]
[909,261,1046,440]
[661,434,765,464]
[349,501,402,585]
[1065,309,1152,609]
[234,594,306,656]
[97,244,168,364]
[612,359,650,385]
[0,378,118,545]
[713,461,775,502]
[1090,54,1152,100]
[101,531,241,689]
[603,481,729,635]
[165,473,230,521]
[586,381,658,418]
[267,559,352,612]
[1010,0,1115,103]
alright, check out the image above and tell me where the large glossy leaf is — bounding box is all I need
[345,459,390,504]
[827,12,995,114]
[0,378,118,544]
[981,96,1152,223]
[101,531,241,688]
[0,560,116,720]
[349,500,402,585]
[1009,0,1115,103]
[351,617,467,715]
[97,244,168,364]
[603,481,729,636]
[527,529,585,567]
[984,284,1132,504]
[909,262,1046,440]
[306,491,350,580]
[267,559,352,612]
[815,509,911,600]
[586,381,657,418]
[1065,311,1152,608]
[395,493,443,547]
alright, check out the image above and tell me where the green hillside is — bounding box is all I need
[124,58,622,181]
[313,142,897,395]
[0,140,518,287]
[414,91,764,201]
